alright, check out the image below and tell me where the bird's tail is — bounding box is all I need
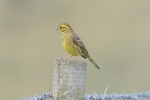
[87,56,100,70]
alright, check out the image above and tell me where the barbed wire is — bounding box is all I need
[18,91,150,100]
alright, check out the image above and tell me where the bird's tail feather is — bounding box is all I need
[87,56,100,70]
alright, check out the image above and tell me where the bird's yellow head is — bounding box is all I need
[58,23,72,33]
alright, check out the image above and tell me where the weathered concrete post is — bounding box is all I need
[52,58,87,100]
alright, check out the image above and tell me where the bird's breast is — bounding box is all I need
[61,34,78,56]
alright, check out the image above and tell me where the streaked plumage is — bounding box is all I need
[57,23,100,70]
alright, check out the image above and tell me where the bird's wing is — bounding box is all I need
[71,32,89,58]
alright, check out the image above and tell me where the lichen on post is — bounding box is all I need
[52,58,87,100]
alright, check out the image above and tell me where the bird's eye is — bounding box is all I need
[60,27,62,29]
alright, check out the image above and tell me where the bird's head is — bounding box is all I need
[57,23,72,33]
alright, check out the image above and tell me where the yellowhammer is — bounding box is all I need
[57,23,100,70]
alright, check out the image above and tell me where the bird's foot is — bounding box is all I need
[61,55,73,61]
[64,56,78,62]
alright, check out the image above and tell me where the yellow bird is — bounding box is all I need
[57,23,100,70]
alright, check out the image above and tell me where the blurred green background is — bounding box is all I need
[0,0,150,99]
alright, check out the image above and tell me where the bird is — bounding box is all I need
[57,23,100,70]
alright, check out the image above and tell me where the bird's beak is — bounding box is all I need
[56,28,59,30]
